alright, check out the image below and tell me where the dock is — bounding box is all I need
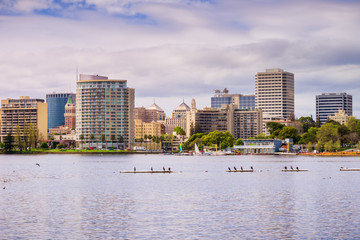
[340,168,360,171]
[120,170,174,173]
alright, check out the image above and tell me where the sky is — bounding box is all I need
[0,0,359,118]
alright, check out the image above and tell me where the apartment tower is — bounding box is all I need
[76,74,134,149]
[0,96,48,142]
[255,68,294,121]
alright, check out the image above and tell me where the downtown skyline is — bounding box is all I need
[0,0,359,117]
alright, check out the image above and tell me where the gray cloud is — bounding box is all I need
[0,0,359,117]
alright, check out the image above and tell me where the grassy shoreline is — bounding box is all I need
[0,149,163,154]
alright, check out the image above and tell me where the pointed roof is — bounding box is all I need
[148,102,164,112]
[175,101,190,111]
[66,95,74,105]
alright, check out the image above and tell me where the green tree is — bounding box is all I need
[4,132,14,152]
[57,144,65,149]
[316,123,339,144]
[89,134,95,148]
[79,134,84,149]
[315,142,323,152]
[277,126,300,143]
[15,125,24,152]
[200,131,235,150]
[306,142,313,152]
[235,139,244,146]
[40,142,49,149]
[111,135,115,149]
[347,117,358,132]
[300,127,318,144]
[100,134,105,148]
[298,116,316,133]
[324,140,334,152]
[266,122,284,135]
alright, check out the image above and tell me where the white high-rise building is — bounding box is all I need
[76,74,135,149]
[255,68,294,121]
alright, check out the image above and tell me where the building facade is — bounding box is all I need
[0,96,48,142]
[211,88,255,110]
[316,93,352,125]
[76,74,134,149]
[255,68,294,120]
[64,95,76,129]
[46,93,76,129]
[135,103,166,123]
[134,119,162,139]
[228,107,263,140]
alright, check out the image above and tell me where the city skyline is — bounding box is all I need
[1,0,359,118]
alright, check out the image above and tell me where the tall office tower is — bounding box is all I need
[211,88,255,110]
[46,93,76,129]
[64,95,76,129]
[255,68,294,120]
[76,74,135,149]
[316,93,352,125]
[0,96,47,142]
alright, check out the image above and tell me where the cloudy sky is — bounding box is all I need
[0,0,359,117]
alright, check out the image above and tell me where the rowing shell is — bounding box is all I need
[120,170,174,173]
[282,169,308,172]
[340,168,360,171]
[226,170,254,172]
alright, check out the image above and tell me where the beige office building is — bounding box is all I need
[135,119,162,139]
[255,68,294,121]
[1,96,48,142]
[76,74,135,149]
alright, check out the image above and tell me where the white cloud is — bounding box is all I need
[0,0,360,117]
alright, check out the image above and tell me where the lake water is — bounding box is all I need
[1,153,360,239]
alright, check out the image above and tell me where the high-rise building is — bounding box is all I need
[316,93,352,125]
[64,95,76,129]
[228,106,263,140]
[1,96,47,142]
[211,88,255,110]
[76,74,134,149]
[255,68,294,120]
[46,93,76,129]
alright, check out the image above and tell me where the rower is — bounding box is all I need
[241,166,243,170]
[151,167,153,172]
[163,166,165,171]
[228,167,231,171]
[168,167,171,171]
[250,166,253,170]
[291,166,293,170]
[234,166,237,171]
[284,166,287,170]
[296,167,299,171]
[134,167,136,172]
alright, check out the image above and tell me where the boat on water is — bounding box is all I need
[282,169,308,172]
[226,169,254,173]
[120,170,174,173]
[340,167,360,171]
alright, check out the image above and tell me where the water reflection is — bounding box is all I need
[1,154,360,239]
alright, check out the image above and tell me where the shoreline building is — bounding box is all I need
[64,95,76,129]
[0,96,48,142]
[186,100,262,139]
[46,93,76,129]
[164,100,190,134]
[135,102,166,123]
[76,74,134,149]
[316,92,352,125]
[211,88,255,110]
[255,69,294,121]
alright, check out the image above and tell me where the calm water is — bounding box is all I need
[1,154,360,239]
